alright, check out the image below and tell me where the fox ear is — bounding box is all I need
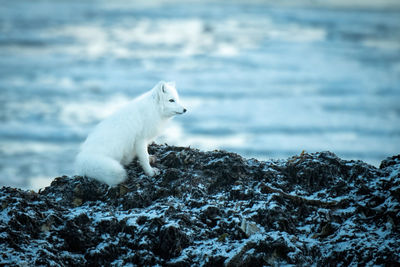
[153,81,165,102]
[159,81,166,93]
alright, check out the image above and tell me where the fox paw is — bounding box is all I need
[146,167,160,177]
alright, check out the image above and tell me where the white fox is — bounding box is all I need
[75,81,186,186]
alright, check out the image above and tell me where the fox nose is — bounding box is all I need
[183,108,187,113]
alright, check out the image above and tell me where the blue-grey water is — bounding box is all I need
[1,0,400,190]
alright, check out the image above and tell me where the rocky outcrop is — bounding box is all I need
[1,144,399,266]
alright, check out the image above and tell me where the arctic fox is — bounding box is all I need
[75,81,186,186]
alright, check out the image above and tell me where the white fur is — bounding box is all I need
[75,81,186,186]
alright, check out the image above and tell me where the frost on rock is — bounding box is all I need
[0,144,399,266]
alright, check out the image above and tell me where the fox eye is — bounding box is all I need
[169,99,175,102]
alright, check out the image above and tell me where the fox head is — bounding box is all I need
[153,81,187,118]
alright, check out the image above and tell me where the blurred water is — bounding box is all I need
[1,0,400,190]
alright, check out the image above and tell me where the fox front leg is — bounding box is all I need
[135,140,160,176]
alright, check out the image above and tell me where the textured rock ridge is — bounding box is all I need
[1,144,399,266]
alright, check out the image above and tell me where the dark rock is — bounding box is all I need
[157,225,190,258]
[1,144,399,265]
[380,154,400,169]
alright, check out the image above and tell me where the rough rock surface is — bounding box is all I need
[1,144,399,266]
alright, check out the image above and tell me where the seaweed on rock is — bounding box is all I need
[1,144,399,266]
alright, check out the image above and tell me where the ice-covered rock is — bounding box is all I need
[1,144,399,265]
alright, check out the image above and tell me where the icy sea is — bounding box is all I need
[1,0,400,190]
